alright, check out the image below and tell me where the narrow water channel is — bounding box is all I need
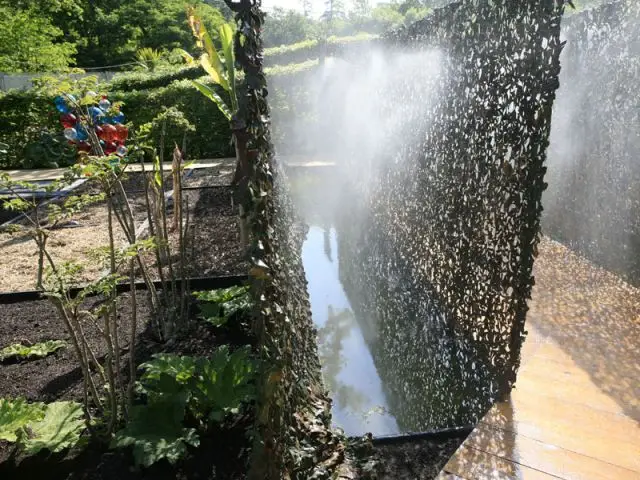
[302,226,399,436]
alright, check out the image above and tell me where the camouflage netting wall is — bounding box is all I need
[226,1,368,479]
[334,0,566,411]
[543,0,640,285]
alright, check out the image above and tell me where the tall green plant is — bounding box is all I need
[182,8,237,121]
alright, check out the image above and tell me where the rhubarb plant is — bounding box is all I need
[17,401,85,455]
[194,286,251,327]
[0,398,85,455]
[0,398,45,442]
[112,346,256,467]
[0,340,67,362]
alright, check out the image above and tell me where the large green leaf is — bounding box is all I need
[191,81,232,121]
[201,51,230,92]
[193,345,256,423]
[19,401,85,455]
[138,354,197,397]
[112,394,199,467]
[0,340,67,362]
[219,23,237,112]
[194,286,251,327]
[0,398,45,442]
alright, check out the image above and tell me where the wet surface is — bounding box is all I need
[302,226,399,436]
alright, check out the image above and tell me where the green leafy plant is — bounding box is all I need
[17,401,85,455]
[194,286,251,327]
[136,48,164,72]
[183,9,237,121]
[0,340,67,362]
[112,394,199,467]
[112,347,254,467]
[0,399,84,455]
[0,398,45,442]
[138,346,255,422]
[192,346,256,422]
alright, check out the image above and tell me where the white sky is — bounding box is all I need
[262,0,384,17]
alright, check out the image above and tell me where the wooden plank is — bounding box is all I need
[482,394,640,473]
[513,369,628,416]
[443,444,561,479]
[464,423,640,480]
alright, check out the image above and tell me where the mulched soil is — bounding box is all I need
[373,436,465,479]
[184,188,248,277]
[0,171,245,293]
[0,292,254,479]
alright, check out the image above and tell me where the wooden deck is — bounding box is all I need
[438,237,640,479]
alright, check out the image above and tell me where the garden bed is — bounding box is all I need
[0,288,255,479]
[0,171,245,293]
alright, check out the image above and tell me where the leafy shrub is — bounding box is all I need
[264,33,377,67]
[0,57,320,169]
[0,340,67,362]
[113,346,255,467]
[0,398,45,442]
[0,398,85,454]
[194,286,251,327]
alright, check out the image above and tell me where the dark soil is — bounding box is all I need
[0,292,254,479]
[185,188,248,277]
[373,436,465,479]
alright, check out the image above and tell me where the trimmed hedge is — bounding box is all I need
[106,34,374,93]
[0,59,323,168]
[264,34,377,67]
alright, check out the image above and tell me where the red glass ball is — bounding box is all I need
[104,141,117,155]
[114,123,129,143]
[77,141,91,153]
[60,113,77,129]
[98,124,117,142]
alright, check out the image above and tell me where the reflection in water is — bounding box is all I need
[302,226,399,436]
[302,220,499,436]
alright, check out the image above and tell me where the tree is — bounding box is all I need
[263,8,316,47]
[0,0,229,71]
[300,0,313,18]
[0,6,76,73]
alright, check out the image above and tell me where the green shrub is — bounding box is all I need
[0,57,323,169]
[264,34,377,67]
[0,90,60,169]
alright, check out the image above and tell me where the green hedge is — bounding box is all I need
[0,60,322,168]
[106,34,374,93]
[264,33,377,67]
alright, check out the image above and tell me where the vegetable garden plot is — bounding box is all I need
[0,286,255,480]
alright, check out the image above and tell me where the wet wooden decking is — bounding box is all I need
[438,237,640,479]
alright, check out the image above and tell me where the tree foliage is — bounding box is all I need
[0,0,230,73]
[0,6,76,73]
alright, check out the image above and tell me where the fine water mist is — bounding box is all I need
[272,1,568,437]
[543,1,640,283]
